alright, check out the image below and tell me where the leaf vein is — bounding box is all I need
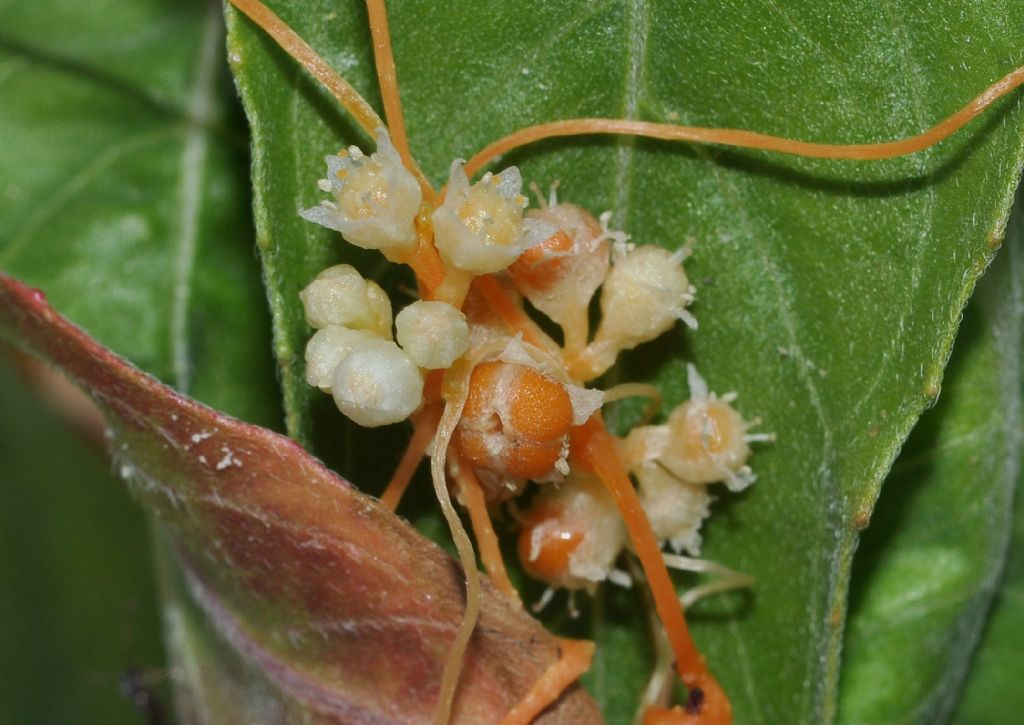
[171,6,221,394]
[0,129,176,268]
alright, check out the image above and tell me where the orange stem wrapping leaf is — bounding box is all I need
[398,214,448,300]
[571,414,731,724]
[380,405,439,511]
[364,0,435,200]
[473,276,557,352]
[450,452,521,602]
[499,639,596,725]
[229,0,383,137]
[229,0,435,195]
[465,63,1024,177]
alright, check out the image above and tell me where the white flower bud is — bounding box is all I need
[635,462,711,555]
[395,300,469,369]
[508,205,619,355]
[304,326,378,392]
[431,161,553,274]
[331,339,424,427]
[300,128,421,252]
[658,366,754,489]
[594,244,695,350]
[299,264,392,337]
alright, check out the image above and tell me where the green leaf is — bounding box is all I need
[0,273,599,722]
[0,353,164,725]
[0,0,279,427]
[228,0,1024,720]
[838,189,1023,723]
[950,193,1024,724]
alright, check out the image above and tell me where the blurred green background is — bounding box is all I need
[0,353,164,724]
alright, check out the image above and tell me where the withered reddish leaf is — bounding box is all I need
[0,271,599,724]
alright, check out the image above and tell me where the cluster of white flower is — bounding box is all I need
[300,265,468,427]
[300,129,421,253]
[297,128,768,605]
[621,364,768,556]
[433,163,555,274]
[516,365,764,596]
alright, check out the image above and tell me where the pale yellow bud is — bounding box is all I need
[395,300,469,369]
[635,462,711,555]
[304,326,378,392]
[299,264,393,337]
[595,244,695,350]
[658,365,755,491]
[331,339,424,427]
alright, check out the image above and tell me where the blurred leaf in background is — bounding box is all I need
[0,353,165,724]
[839,187,1023,723]
[0,0,281,427]
[0,0,277,721]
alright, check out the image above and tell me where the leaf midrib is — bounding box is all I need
[170,5,221,394]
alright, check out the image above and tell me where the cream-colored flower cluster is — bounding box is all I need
[621,364,766,557]
[300,265,468,427]
[298,129,768,604]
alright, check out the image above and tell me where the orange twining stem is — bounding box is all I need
[499,639,596,725]
[643,677,731,725]
[402,215,447,297]
[423,369,445,405]
[228,0,434,196]
[463,63,1024,177]
[364,0,416,180]
[473,276,554,352]
[380,405,439,510]
[450,452,521,602]
[571,414,731,724]
[229,0,383,136]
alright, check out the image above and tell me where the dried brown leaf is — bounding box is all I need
[0,272,599,724]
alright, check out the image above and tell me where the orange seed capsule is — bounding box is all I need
[455,361,575,488]
[516,472,627,591]
[507,229,574,292]
[507,203,611,356]
[517,503,584,584]
[506,366,574,442]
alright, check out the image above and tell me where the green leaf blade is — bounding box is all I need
[228,1,1024,720]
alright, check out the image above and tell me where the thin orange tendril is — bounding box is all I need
[364,0,435,202]
[397,211,448,299]
[449,451,521,602]
[379,405,439,511]
[472,276,554,352]
[570,414,730,724]
[227,0,434,196]
[499,639,596,725]
[464,63,1024,177]
[229,0,383,136]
